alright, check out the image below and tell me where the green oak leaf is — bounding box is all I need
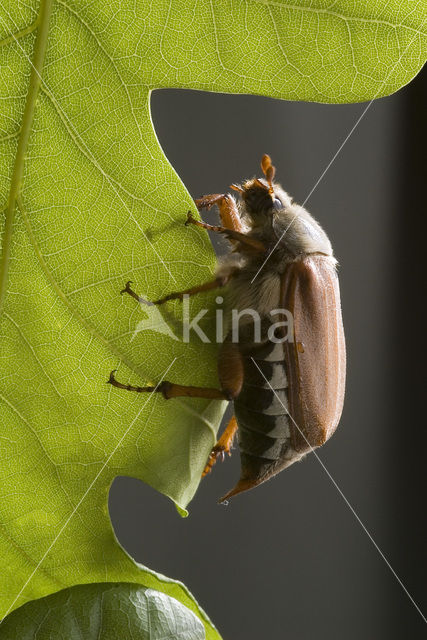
[0,0,425,636]
[0,583,205,639]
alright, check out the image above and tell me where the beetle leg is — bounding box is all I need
[107,370,233,400]
[195,193,243,233]
[186,212,265,252]
[120,280,146,303]
[121,272,233,306]
[202,415,238,477]
[149,274,231,305]
[202,339,244,477]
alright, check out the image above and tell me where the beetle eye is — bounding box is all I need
[272,197,282,210]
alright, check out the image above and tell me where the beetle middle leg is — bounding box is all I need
[108,347,243,405]
[108,340,244,475]
[107,370,233,400]
[121,272,233,306]
[109,339,244,402]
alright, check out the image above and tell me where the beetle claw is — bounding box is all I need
[202,444,229,477]
[185,211,196,226]
[120,280,132,295]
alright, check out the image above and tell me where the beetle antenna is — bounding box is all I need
[261,154,276,194]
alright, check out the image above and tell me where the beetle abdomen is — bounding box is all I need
[234,338,292,478]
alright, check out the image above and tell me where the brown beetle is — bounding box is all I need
[109,155,346,502]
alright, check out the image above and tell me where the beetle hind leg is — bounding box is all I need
[202,415,238,477]
[202,340,243,477]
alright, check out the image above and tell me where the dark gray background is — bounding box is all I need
[109,67,426,639]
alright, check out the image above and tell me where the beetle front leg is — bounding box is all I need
[195,193,243,233]
[186,212,265,253]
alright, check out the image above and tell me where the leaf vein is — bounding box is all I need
[252,0,427,37]
[0,19,39,49]
[4,312,69,402]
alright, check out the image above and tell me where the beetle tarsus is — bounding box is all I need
[202,415,238,477]
[195,194,228,211]
[120,280,151,305]
[202,445,227,477]
[107,369,118,384]
[120,280,132,295]
[185,211,195,226]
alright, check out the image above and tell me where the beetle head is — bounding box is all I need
[231,154,290,221]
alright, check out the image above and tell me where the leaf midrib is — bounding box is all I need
[0,0,53,316]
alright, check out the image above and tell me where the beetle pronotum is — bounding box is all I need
[109,155,346,502]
